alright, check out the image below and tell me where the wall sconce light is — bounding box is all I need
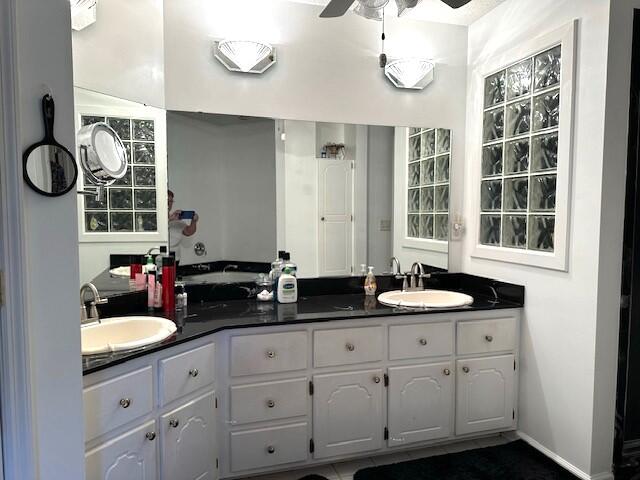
[213,40,277,74]
[384,58,435,90]
[70,0,97,31]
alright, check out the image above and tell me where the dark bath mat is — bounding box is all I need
[354,440,581,480]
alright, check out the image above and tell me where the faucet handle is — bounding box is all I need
[95,297,108,305]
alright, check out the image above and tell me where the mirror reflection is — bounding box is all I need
[25,145,77,195]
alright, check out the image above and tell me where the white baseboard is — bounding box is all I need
[516,431,614,480]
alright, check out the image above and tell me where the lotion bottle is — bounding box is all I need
[364,266,377,296]
[277,267,298,304]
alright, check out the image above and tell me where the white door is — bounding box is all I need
[456,355,515,435]
[313,369,384,459]
[318,159,353,276]
[161,391,216,480]
[85,421,158,480]
[387,362,453,446]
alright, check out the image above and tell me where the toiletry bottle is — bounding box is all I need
[364,266,377,296]
[144,254,155,276]
[162,256,176,313]
[271,251,286,298]
[282,252,297,277]
[155,246,167,279]
[154,281,163,309]
[277,267,298,304]
[147,269,156,310]
[130,255,143,279]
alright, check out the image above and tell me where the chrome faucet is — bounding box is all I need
[223,264,239,273]
[146,246,161,256]
[409,262,427,291]
[390,257,409,291]
[80,283,108,324]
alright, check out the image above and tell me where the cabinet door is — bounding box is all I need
[456,355,515,435]
[387,362,453,446]
[85,421,158,480]
[161,391,216,480]
[313,369,384,459]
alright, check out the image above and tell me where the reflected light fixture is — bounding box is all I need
[213,40,277,74]
[70,0,97,31]
[384,58,435,90]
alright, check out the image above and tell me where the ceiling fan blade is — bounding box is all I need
[440,0,472,8]
[320,0,357,17]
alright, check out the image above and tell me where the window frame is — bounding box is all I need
[470,20,576,271]
[75,101,168,244]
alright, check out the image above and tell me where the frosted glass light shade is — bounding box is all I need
[353,0,389,20]
[70,0,97,31]
[385,58,435,90]
[214,40,276,74]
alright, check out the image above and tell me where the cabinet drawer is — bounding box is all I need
[314,326,383,368]
[230,422,308,472]
[231,378,308,424]
[457,317,517,355]
[84,366,154,443]
[160,343,215,406]
[389,322,453,360]
[230,331,308,377]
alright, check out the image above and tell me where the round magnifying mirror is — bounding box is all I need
[24,144,78,196]
[77,122,127,186]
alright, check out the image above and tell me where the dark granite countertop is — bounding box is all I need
[82,279,523,375]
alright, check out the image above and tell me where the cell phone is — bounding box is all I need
[179,210,195,220]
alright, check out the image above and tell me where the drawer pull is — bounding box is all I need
[419,337,428,346]
[266,350,276,359]
[443,368,451,376]
[119,398,131,409]
[267,445,276,454]
[145,431,156,441]
[266,399,276,408]
[485,335,494,342]
[346,343,355,352]
[189,368,199,377]
[373,376,381,384]
[462,366,470,373]
[169,419,180,428]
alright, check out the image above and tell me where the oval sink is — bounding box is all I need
[378,290,474,309]
[81,316,177,356]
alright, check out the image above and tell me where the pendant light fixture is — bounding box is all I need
[213,40,277,74]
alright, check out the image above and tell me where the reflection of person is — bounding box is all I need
[168,189,199,250]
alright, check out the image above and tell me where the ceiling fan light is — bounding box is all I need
[394,0,421,16]
[384,58,435,90]
[214,40,276,74]
[353,0,389,20]
[70,0,97,31]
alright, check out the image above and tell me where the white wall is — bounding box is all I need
[462,1,615,477]
[72,0,164,107]
[167,111,277,265]
[367,125,394,273]
[12,0,85,477]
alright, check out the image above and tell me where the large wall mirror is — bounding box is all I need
[76,89,452,289]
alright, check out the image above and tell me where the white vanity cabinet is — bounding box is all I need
[83,339,216,480]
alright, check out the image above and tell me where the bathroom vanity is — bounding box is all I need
[82,279,522,480]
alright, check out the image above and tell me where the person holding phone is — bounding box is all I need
[168,189,199,251]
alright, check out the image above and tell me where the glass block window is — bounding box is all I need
[480,45,560,252]
[407,127,450,241]
[82,115,158,233]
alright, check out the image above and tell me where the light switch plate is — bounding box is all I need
[379,220,391,232]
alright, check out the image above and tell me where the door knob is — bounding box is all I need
[443,368,451,376]
[321,217,326,221]
[485,335,494,342]
[373,376,381,384]
[189,368,199,377]
[346,343,355,352]
[119,398,131,409]
[267,399,276,408]
[145,431,156,441]
[169,419,180,428]
[266,350,276,359]
[419,338,428,346]
[462,366,470,373]
[267,445,276,454]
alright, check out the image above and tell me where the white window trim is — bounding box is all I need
[395,126,450,255]
[74,96,168,244]
[470,20,577,271]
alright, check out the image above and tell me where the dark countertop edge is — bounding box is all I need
[82,296,522,376]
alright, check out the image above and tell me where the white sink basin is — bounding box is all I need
[81,316,177,356]
[378,290,474,309]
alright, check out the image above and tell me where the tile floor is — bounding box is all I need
[240,434,513,480]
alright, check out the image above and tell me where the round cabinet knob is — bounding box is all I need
[485,335,494,342]
[462,366,470,373]
[169,419,180,428]
[266,350,276,359]
[443,368,451,376]
[373,376,381,384]
[419,338,428,346]
[346,343,355,352]
[119,398,131,409]
[145,432,156,441]
[189,368,199,378]
[267,446,276,454]
[267,399,276,408]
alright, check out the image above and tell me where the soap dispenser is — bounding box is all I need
[364,266,377,296]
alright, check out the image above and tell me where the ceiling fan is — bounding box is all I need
[320,0,473,19]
